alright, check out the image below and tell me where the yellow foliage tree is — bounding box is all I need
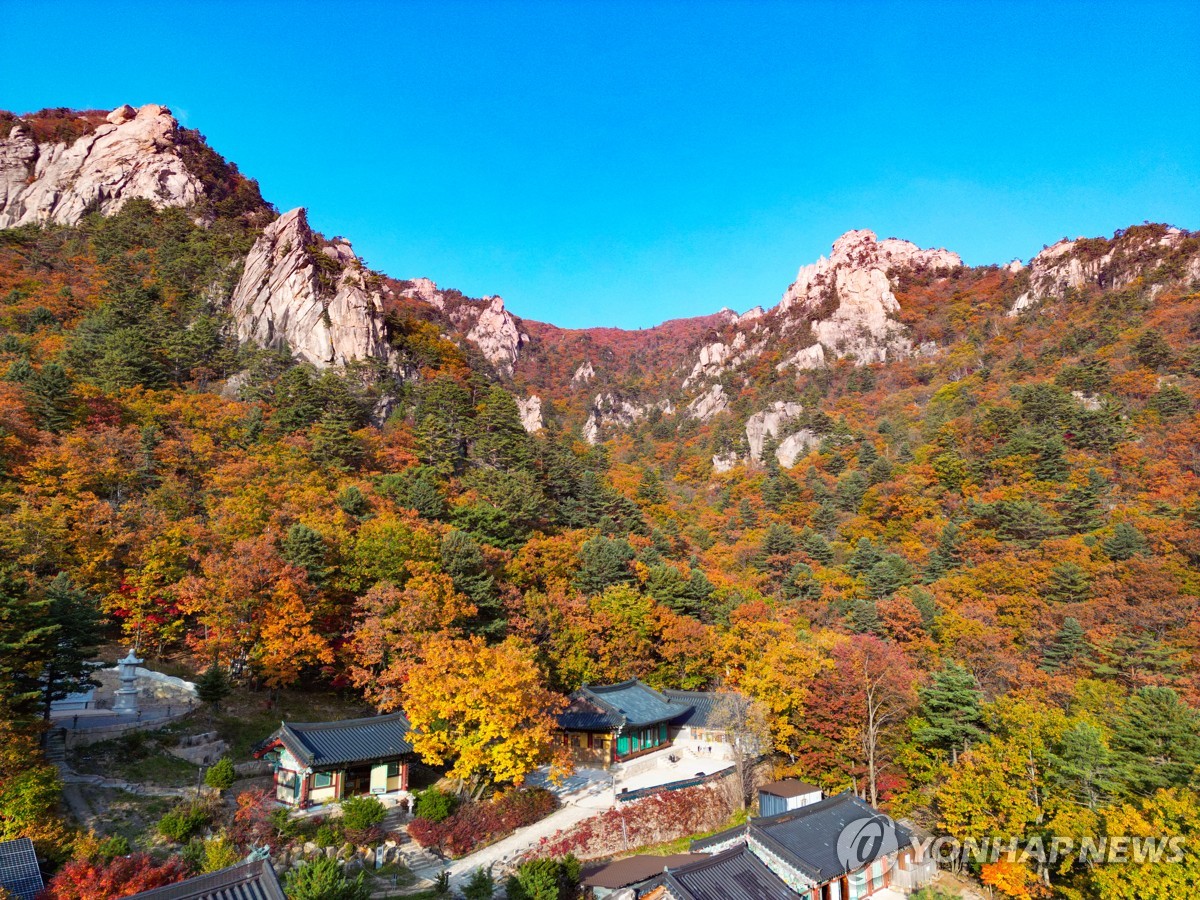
[401,635,569,794]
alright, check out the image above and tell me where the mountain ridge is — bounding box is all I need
[2,103,1198,451]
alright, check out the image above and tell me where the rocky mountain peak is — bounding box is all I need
[0,103,204,228]
[773,228,960,369]
[230,207,391,369]
[1009,225,1200,315]
[465,296,527,375]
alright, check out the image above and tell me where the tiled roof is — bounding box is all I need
[266,711,414,769]
[752,791,912,883]
[558,680,691,730]
[662,689,747,727]
[0,837,43,900]
[691,792,912,885]
[127,858,285,900]
[759,779,822,799]
[583,853,708,889]
[662,845,795,900]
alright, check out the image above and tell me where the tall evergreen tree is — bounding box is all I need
[1046,563,1091,604]
[26,362,75,433]
[441,530,500,635]
[1061,469,1108,533]
[574,536,636,595]
[281,524,330,589]
[0,568,53,719]
[924,523,963,582]
[1041,617,1089,672]
[916,663,985,757]
[1103,522,1149,561]
[38,575,103,722]
[1049,721,1118,809]
[1111,687,1200,795]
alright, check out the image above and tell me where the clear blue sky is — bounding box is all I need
[3,1,1198,328]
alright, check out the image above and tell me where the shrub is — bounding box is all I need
[204,757,236,791]
[340,794,387,842]
[408,788,560,858]
[340,795,387,830]
[505,856,582,900]
[314,821,344,848]
[414,786,460,823]
[536,782,734,860]
[200,835,241,873]
[283,857,370,900]
[463,867,496,899]
[41,852,190,899]
[269,806,301,840]
[157,802,209,843]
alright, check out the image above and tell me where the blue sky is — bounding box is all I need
[3,1,1198,328]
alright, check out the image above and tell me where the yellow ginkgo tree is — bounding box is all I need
[402,634,570,796]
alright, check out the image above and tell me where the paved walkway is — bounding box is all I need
[409,780,617,887]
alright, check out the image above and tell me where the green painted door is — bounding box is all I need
[616,734,630,757]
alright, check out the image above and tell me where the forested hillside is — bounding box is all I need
[1,107,1199,899]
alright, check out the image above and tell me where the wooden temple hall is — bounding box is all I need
[556,680,694,766]
[255,711,414,807]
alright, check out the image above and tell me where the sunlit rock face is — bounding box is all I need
[517,396,544,433]
[231,208,391,368]
[1010,227,1200,315]
[778,229,961,366]
[0,104,204,228]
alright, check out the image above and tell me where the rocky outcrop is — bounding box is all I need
[582,392,672,444]
[777,343,826,372]
[392,279,528,375]
[572,361,596,386]
[684,332,764,387]
[517,396,544,433]
[775,429,820,468]
[686,384,729,422]
[779,229,961,364]
[230,208,391,368]
[712,452,740,473]
[0,104,204,228]
[745,401,804,461]
[1010,226,1199,315]
[465,296,526,375]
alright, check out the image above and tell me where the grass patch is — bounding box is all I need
[70,729,199,788]
[211,687,374,761]
[609,807,751,857]
[78,785,177,848]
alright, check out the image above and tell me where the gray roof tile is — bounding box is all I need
[128,859,285,900]
[558,680,691,730]
[664,845,795,900]
[266,711,414,769]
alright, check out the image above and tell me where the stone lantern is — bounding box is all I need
[112,648,143,715]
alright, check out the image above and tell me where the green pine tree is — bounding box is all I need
[195,665,232,715]
[38,574,103,722]
[281,523,330,588]
[916,663,985,757]
[1061,469,1108,534]
[1041,617,1089,672]
[798,528,834,565]
[26,362,75,433]
[574,536,636,595]
[1046,563,1091,604]
[1111,687,1200,796]
[1103,522,1149,561]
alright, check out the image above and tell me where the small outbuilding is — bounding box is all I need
[758,778,823,816]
